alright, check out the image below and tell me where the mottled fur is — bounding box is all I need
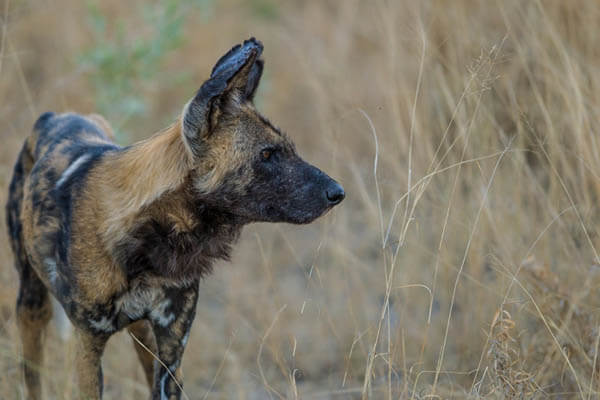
[5,38,344,399]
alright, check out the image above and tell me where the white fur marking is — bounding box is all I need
[51,297,72,341]
[89,316,115,333]
[181,331,190,347]
[150,299,175,327]
[44,258,58,286]
[160,371,169,400]
[159,363,179,399]
[56,154,92,188]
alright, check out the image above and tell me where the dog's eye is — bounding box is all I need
[261,148,273,161]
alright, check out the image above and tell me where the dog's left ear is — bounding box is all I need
[182,38,264,153]
[243,57,263,101]
[211,40,264,101]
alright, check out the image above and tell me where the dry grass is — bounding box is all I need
[2,0,600,398]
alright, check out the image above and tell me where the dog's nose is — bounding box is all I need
[326,182,345,205]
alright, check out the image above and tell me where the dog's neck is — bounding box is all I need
[96,121,244,282]
[112,184,244,282]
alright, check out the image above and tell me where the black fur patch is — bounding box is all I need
[33,111,55,132]
[16,266,49,310]
[6,144,28,259]
[114,198,243,282]
[210,37,263,78]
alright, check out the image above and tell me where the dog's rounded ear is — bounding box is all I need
[182,38,264,152]
[243,58,264,101]
[211,38,264,101]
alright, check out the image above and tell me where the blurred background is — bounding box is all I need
[2,0,600,398]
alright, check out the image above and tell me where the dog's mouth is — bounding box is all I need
[279,202,342,225]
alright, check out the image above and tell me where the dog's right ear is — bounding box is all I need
[182,38,263,155]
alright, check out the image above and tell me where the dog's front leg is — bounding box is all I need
[149,282,199,400]
[74,328,109,399]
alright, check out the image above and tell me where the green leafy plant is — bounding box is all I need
[81,0,214,142]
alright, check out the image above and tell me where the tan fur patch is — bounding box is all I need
[93,121,193,250]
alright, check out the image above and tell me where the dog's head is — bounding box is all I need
[180,38,344,224]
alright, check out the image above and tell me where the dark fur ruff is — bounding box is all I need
[114,183,244,282]
[5,38,344,400]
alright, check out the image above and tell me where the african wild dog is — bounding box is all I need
[5,38,344,399]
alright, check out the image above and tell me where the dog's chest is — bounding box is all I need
[86,286,175,333]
